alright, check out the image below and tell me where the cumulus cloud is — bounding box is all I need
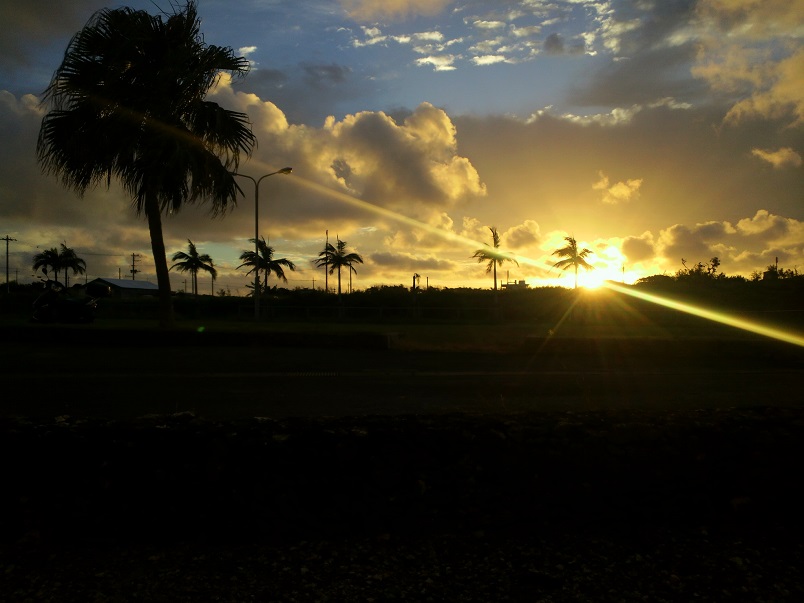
[657,222,727,266]
[592,171,643,204]
[735,209,794,239]
[646,212,804,275]
[751,147,802,169]
[473,20,505,30]
[622,232,656,263]
[501,220,542,250]
[693,0,804,127]
[472,55,507,66]
[415,55,458,71]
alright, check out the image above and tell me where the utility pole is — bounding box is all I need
[2,235,16,293]
[130,253,141,280]
[325,230,329,293]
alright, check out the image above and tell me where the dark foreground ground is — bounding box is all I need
[1,325,803,601]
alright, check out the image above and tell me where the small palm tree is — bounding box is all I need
[58,243,86,287]
[314,238,363,297]
[237,236,296,293]
[471,226,518,291]
[36,1,256,327]
[170,239,217,296]
[33,247,61,281]
[551,236,594,289]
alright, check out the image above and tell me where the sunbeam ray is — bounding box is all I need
[604,282,804,348]
[290,176,548,270]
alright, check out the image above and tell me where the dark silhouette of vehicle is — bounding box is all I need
[31,279,110,324]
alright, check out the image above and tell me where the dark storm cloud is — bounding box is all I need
[544,33,564,55]
[543,33,584,56]
[570,45,710,107]
[570,0,707,107]
[0,0,105,70]
[302,62,352,86]
[608,0,698,56]
[234,61,371,125]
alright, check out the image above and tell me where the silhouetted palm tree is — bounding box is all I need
[32,247,61,281]
[36,1,256,327]
[471,226,518,291]
[551,236,594,289]
[170,239,217,295]
[314,238,363,297]
[237,236,296,293]
[58,243,86,287]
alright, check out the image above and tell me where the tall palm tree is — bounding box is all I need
[471,226,518,291]
[32,247,61,282]
[36,1,256,327]
[551,236,594,289]
[58,243,87,287]
[170,239,216,296]
[314,238,363,297]
[237,236,296,293]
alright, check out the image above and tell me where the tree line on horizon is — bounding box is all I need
[26,235,799,301]
[27,236,365,299]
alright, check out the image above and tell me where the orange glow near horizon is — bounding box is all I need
[292,176,555,274]
[291,177,803,348]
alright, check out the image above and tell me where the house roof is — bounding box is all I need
[89,277,160,291]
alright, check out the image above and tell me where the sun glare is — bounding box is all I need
[291,177,802,349]
[582,267,625,289]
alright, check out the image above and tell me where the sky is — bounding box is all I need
[0,0,802,294]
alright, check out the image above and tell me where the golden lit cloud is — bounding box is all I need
[751,147,803,168]
[502,220,542,250]
[735,209,799,241]
[693,0,804,127]
[592,171,643,204]
[723,49,804,126]
[341,0,452,22]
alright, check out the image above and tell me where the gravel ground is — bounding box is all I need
[4,527,803,602]
[2,407,804,601]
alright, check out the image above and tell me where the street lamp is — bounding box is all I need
[232,167,293,319]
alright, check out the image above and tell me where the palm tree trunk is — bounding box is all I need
[574,265,578,289]
[493,261,497,291]
[145,194,175,328]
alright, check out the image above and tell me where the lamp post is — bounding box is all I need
[232,167,293,319]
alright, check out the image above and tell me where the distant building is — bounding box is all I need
[86,277,160,299]
[501,279,529,290]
